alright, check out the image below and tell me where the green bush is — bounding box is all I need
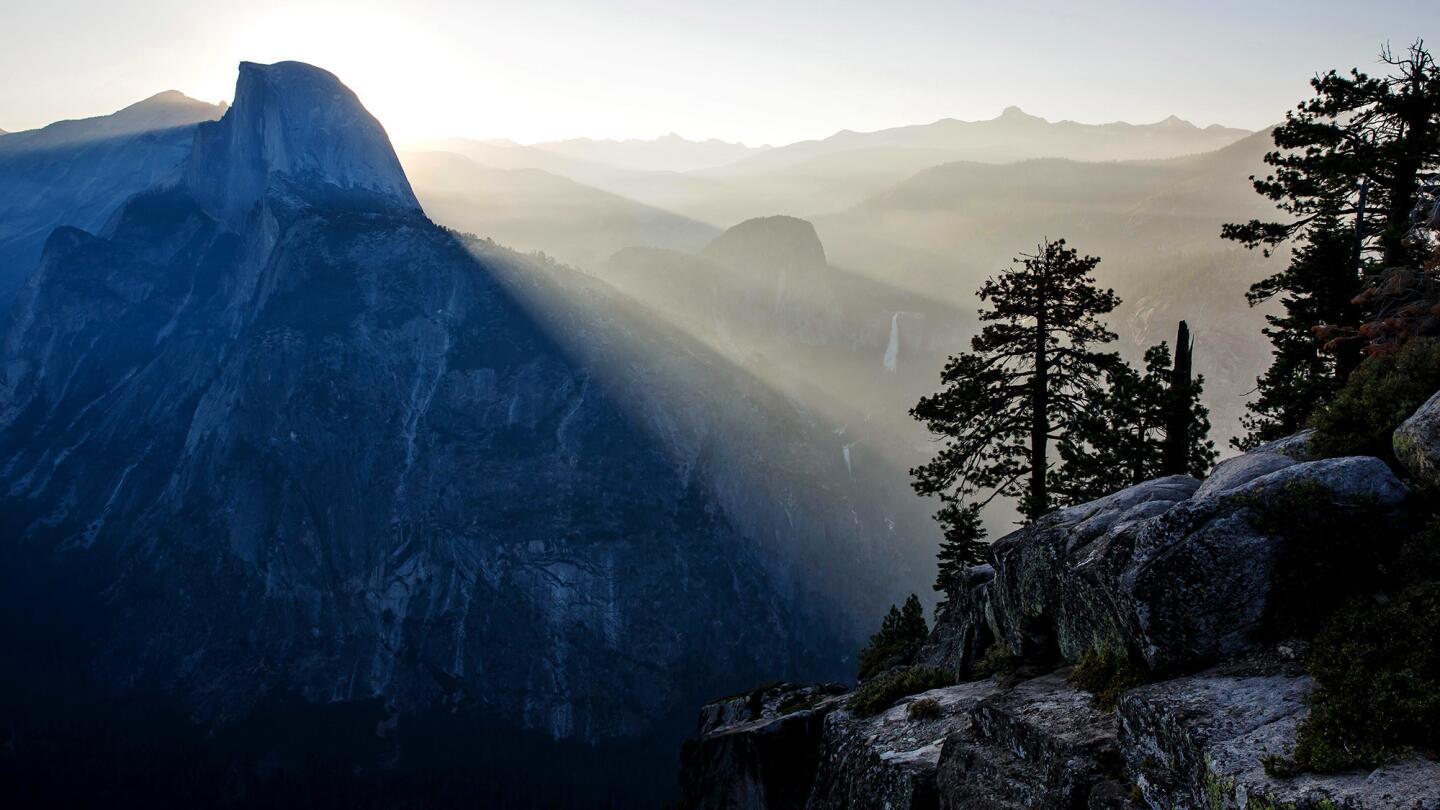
[856,595,929,681]
[1289,582,1440,771]
[906,697,943,720]
[1070,647,1147,710]
[1281,519,1440,773]
[972,644,1018,678]
[848,666,954,716]
[1309,338,1440,462]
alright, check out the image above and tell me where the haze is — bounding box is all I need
[2,0,1437,145]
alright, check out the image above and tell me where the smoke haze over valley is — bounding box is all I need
[1,1,1438,807]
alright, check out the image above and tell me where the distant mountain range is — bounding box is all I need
[528,132,768,172]
[400,108,1275,452]
[409,132,767,174]
[712,107,1250,174]
[404,109,1254,227]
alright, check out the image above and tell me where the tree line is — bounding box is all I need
[908,238,1215,596]
[912,40,1440,601]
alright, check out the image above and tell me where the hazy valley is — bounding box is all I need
[2,16,1438,808]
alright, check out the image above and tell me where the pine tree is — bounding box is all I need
[1224,41,1440,386]
[912,238,1119,594]
[856,594,930,681]
[1051,335,1215,506]
[932,502,986,598]
[1235,208,1360,448]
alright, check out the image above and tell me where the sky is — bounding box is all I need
[1,0,1436,146]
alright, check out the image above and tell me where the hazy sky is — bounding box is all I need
[1,0,1436,145]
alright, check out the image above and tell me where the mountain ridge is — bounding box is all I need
[0,89,226,302]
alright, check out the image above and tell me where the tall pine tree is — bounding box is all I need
[1225,41,1440,423]
[912,239,1119,595]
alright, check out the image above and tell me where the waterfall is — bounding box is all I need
[883,312,901,372]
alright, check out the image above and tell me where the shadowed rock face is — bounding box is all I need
[186,61,420,229]
[1119,656,1440,810]
[0,61,849,755]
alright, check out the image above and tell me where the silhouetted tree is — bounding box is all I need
[856,594,929,681]
[912,239,1120,579]
[931,502,986,598]
[1352,175,1440,349]
[1052,333,1215,506]
[1162,321,1196,475]
[1224,41,1440,399]
[1235,206,1360,448]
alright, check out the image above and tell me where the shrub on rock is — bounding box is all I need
[848,666,954,716]
[906,697,942,720]
[1070,647,1148,710]
[1286,518,1440,773]
[1309,338,1440,462]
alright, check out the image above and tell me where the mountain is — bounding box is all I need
[0,90,225,302]
[813,128,1284,446]
[0,61,927,805]
[600,214,972,538]
[473,109,1256,228]
[184,61,419,227]
[713,107,1252,176]
[400,149,719,268]
[702,214,828,274]
[407,135,601,175]
[531,132,767,173]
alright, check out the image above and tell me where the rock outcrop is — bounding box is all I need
[937,671,1123,809]
[962,456,1407,675]
[682,683,849,810]
[1120,653,1440,809]
[680,411,1440,809]
[807,682,1004,810]
[1395,390,1440,490]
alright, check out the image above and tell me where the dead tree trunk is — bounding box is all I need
[1162,321,1193,476]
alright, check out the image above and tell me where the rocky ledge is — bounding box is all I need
[680,394,1440,809]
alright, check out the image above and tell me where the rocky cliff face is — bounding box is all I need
[185,61,420,229]
[679,408,1440,809]
[0,62,899,796]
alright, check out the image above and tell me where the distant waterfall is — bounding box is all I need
[883,312,901,372]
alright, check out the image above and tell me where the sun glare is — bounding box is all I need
[218,3,471,143]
